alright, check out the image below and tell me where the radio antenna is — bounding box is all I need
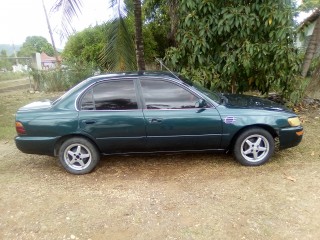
[155,58,181,80]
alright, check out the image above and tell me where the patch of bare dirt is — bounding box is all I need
[1,130,320,240]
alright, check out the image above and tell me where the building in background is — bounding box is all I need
[40,52,61,69]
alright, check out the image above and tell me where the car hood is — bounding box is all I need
[223,94,289,112]
[18,100,52,111]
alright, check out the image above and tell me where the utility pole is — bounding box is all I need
[12,43,19,65]
[42,0,60,67]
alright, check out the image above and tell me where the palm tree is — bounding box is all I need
[42,0,60,66]
[51,0,146,71]
[133,0,145,70]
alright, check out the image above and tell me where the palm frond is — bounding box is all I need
[51,0,83,40]
[108,0,128,20]
[100,17,136,71]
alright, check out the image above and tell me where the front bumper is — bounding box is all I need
[278,126,303,149]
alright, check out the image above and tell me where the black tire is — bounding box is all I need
[58,137,100,174]
[234,128,275,166]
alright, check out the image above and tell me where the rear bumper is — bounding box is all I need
[278,126,303,149]
[15,136,58,156]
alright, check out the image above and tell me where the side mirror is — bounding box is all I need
[195,99,206,108]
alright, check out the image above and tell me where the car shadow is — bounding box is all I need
[92,152,236,180]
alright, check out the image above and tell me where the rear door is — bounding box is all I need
[78,78,146,153]
[139,77,223,151]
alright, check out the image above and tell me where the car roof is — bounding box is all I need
[87,71,181,82]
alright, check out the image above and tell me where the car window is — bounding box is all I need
[80,80,138,110]
[140,79,198,109]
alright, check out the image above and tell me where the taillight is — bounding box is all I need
[15,122,26,135]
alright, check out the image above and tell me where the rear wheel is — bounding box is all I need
[234,128,275,166]
[59,137,100,174]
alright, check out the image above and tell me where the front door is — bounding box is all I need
[139,77,222,151]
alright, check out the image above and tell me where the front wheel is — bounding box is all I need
[234,128,275,166]
[59,137,100,174]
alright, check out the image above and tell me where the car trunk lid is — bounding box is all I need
[18,100,52,111]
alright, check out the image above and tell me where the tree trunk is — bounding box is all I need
[306,59,320,99]
[168,0,179,47]
[301,15,320,77]
[133,0,146,71]
[42,0,60,67]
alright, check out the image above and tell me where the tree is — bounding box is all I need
[143,0,179,60]
[0,50,12,71]
[144,0,179,47]
[52,0,146,71]
[63,25,106,69]
[42,0,60,66]
[100,1,137,71]
[133,0,145,70]
[166,0,300,98]
[18,36,55,57]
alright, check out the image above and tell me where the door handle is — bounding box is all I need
[82,120,96,125]
[148,118,163,123]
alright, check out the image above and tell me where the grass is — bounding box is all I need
[0,91,62,141]
[0,78,31,89]
[0,72,28,81]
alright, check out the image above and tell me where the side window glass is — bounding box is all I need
[80,88,94,110]
[140,79,198,109]
[80,80,138,110]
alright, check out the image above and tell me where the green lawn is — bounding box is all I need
[0,91,61,140]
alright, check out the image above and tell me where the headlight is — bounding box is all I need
[288,117,301,127]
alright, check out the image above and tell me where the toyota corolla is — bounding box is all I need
[15,72,303,174]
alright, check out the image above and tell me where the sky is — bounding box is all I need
[0,0,113,49]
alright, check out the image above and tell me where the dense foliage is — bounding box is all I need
[63,25,106,70]
[144,0,179,56]
[165,0,301,97]
[63,21,160,71]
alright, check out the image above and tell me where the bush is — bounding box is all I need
[30,67,94,92]
[165,0,301,100]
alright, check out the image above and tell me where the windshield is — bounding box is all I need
[178,75,221,103]
[192,84,221,102]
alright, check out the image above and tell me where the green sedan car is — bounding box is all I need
[15,72,303,174]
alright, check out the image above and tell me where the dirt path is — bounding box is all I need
[0,136,320,239]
